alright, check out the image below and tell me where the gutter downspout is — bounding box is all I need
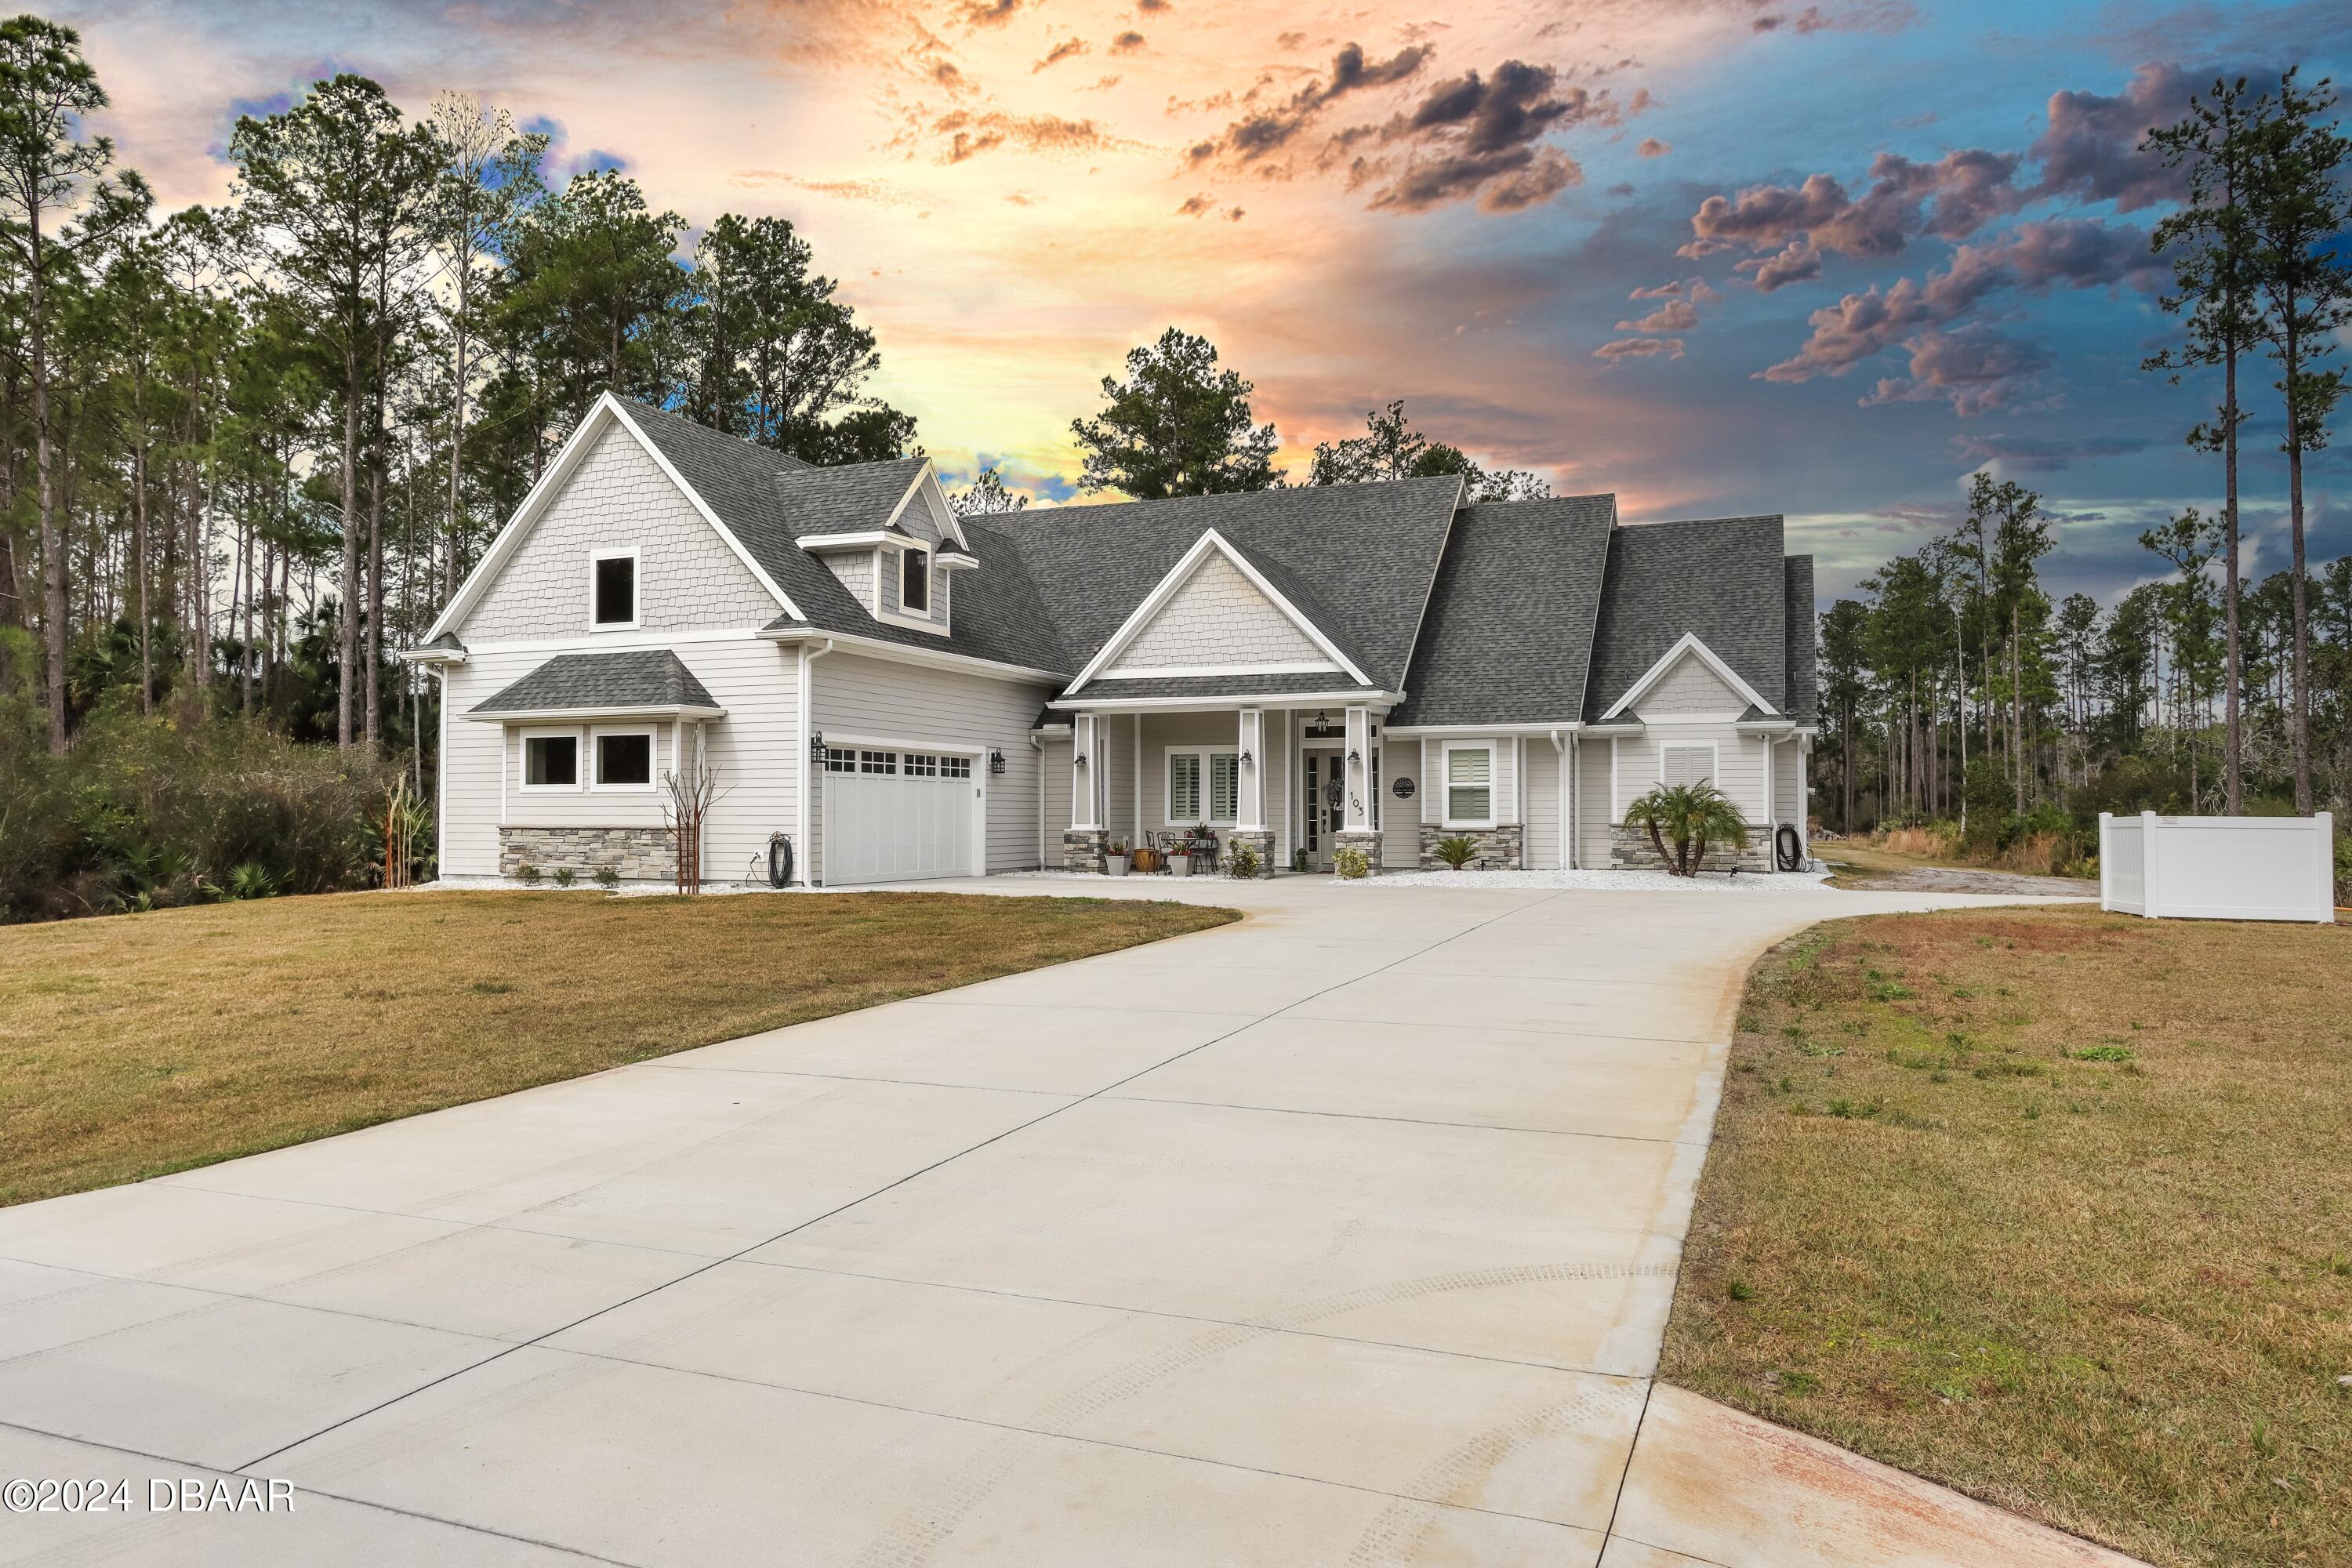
[1552,729,1572,870]
[797,639,835,886]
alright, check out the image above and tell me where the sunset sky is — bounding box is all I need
[67,0,2352,606]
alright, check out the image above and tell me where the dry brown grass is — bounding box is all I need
[1663,905,2352,1568]
[0,889,1236,1208]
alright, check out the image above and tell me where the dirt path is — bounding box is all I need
[1829,864,2098,896]
[1815,840,2098,898]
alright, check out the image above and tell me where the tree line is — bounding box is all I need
[0,16,917,771]
[0,13,1560,918]
[1815,68,2350,856]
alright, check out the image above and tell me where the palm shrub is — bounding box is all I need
[1622,781,1750,877]
[1434,835,1478,871]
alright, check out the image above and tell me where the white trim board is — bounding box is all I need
[1067,528,1372,690]
[759,624,1067,684]
[1600,632,1776,720]
[1047,689,1399,713]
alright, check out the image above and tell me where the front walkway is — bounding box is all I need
[0,877,2127,1566]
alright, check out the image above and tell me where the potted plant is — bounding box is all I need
[1105,839,1131,876]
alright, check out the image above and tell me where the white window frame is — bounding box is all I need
[1657,740,1722,791]
[899,545,932,618]
[590,724,659,793]
[1163,746,1241,826]
[590,546,641,631]
[1441,741,1496,830]
[519,726,585,793]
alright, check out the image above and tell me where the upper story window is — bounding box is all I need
[900,546,930,613]
[593,550,637,628]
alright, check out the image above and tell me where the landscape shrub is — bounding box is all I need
[1332,846,1370,880]
[0,696,420,924]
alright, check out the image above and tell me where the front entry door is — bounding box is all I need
[1302,748,1345,869]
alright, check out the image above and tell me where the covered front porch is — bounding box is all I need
[1040,699,1396,877]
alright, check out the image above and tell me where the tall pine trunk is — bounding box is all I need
[30,218,66,755]
[337,347,360,750]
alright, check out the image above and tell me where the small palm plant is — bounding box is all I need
[1434,836,1478,871]
[1622,781,1749,877]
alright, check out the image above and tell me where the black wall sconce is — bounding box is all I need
[808,730,826,763]
[988,748,1007,775]
[1074,751,1089,768]
[1346,747,1363,764]
[1239,750,1254,767]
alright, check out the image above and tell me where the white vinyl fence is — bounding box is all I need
[2100,811,2336,924]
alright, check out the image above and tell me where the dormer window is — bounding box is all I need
[900,546,930,613]
[592,549,638,629]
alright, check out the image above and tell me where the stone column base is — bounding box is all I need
[1332,829,1382,877]
[1226,829,1275,879]
[1418,824,1523,870]
[1062,829,1109,873]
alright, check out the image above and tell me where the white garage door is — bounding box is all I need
[822,747,980,885]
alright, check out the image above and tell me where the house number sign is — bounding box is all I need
[1392,778,1415,799]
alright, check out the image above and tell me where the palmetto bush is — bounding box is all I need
[1622,781,1749,877]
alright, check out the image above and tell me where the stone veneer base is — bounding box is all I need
[1418,823,1524,871]
[1609,822,1773,873]
[499,826,676,881]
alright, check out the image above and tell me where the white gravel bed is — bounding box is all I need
[1343,866,1833,891]
[992,867,1832,892]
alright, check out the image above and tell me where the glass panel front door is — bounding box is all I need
[1303,749,1345,868]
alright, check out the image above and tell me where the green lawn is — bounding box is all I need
[0,889,1237,1207]
[1661,905,2351,1567]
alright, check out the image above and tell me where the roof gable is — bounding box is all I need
[1613,637,1767,720]
[426,396,797,643]
[1582,515,1788,723]
[1077,529,1363,688]
[989,476,1463,691]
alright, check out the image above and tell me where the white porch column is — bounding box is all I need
[1797,734,1812,855]
[1071,711,1102,830]
[1342,706,1372,832]
[1236,707,1266,830]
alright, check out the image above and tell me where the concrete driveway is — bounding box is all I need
[0,878,2119,1566]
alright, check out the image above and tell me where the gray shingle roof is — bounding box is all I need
[985,477,1463,692]
[621,401,1070,674]
[1385,495,1615,727]
[1783,554,1817,723]
[1581,516,1789,722]
[472,651,720,716]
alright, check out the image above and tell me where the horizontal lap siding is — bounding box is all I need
[1773,739,1801,826]
[1523,739,1561,870]
[813,652,1054,875]
[1578,740,1614,868]
[438,638,798,880]
[1615,727,1769,824]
